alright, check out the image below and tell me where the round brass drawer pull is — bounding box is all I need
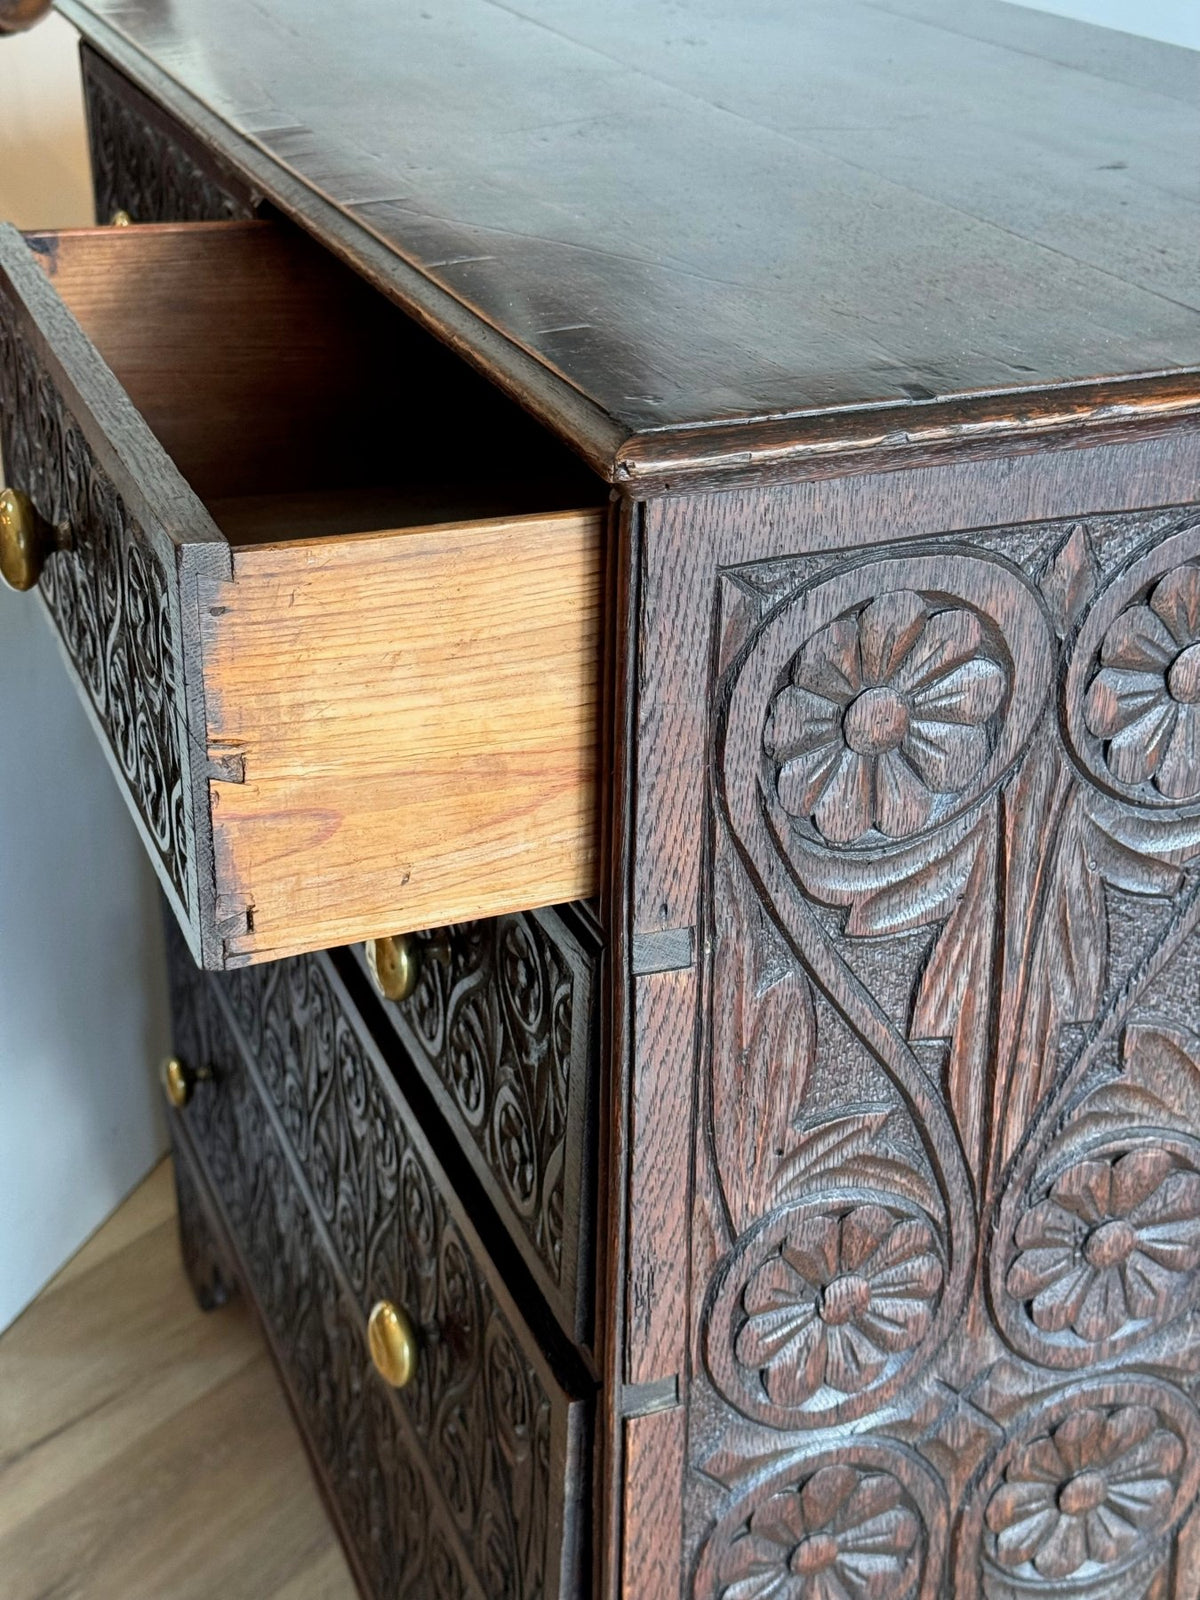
[0,487,55,592]
[109,209,132,227]
[367,1299,417,1388]
[367,934,421,1002]
[161,1055,212,1110]
[366,932,451,1003]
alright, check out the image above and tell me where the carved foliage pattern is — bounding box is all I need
[210,947,558,1600]
[374,916,582,1291]
[0,300,189,903]
[698,508,1200,1597]
[82,55,253,225]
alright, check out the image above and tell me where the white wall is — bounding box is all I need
[0,14,169,1332]
[1013,0,1200,50]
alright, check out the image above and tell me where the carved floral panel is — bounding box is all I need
[695,506,1200,1599]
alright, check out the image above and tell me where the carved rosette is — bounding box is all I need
[694,1442,945,1600]
[707,1194,945,1427]
[702,509,1200,1594]
[0,296,189,905]
[956,1381,1200,1598]
[1066,546,1200,808]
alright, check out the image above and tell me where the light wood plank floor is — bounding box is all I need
[0,1160,357,1600]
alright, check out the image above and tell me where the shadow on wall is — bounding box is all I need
[0,13,170,1331]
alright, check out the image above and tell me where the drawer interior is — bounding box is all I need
[24,219,603,543]
[8,218,606,964]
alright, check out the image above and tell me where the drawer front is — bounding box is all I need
[0,257,208,926]
[81,45,256,226]
[166,921,588,1600]
[354,909,599,1344]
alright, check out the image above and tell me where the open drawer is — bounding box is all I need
[0,220,604,967]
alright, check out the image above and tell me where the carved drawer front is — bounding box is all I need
[0,218,603,969]
[80,45,257,226]
[165,927,589,1600]
[354,908,600,1345]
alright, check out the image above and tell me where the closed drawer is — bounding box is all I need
[0,219,603,968]
[353,910,599,1345]
[165,925,590,1600]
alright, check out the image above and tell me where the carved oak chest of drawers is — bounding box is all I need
[3,2,1200,1597]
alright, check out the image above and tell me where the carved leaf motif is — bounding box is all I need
[911,807,998,1179]
[1041,522,1099,635]
[994,742,1106,1174]
[787,810,982,937]
[772,1108,940,1215]
[712,849,816,1236]
[1064,1023,1200,1152]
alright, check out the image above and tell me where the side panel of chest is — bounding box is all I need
[613,431,1200,1600]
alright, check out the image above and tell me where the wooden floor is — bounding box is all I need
[0,1160,357,1600]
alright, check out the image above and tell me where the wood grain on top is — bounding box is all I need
[54,0,1200,484]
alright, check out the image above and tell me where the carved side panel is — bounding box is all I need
[692,506,1200,1599]
[354,908,598,1340]
[0,297,190,905]
[81,46,255,225]
[165,921,581,1600]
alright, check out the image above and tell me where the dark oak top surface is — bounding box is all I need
[55,0,1200,483]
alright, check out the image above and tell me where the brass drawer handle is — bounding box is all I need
[367,1300,417,1388]
[366,933,450,1003]
[0,487,58,592]
[161,1055,212,1110]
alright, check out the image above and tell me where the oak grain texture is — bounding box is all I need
[0,1162,357,1600]
[199,507,602,961]
[52,0,1200,487]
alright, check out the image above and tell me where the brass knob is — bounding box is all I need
[367,1300,417,1388]
[0,487,54,592]
[367,934,421,1002]
[366,932,451,1003]
[161,1055,211,1110]
[109,209,132,227]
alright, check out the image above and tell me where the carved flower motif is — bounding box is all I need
[765,590,1007,844]
[735,1204,943,1405]
[1007,1149,1200,1343]
[985,1405,1183,1581]
[1084,562,1200,800]
[716,1465,923,1600]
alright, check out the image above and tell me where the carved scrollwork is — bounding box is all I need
[694,1441,945,1600]
[214,945,558,1600]
[367,912,590,1304]
[0,298,189,904]
[82,53,253,225]
[700,508,1200,1592]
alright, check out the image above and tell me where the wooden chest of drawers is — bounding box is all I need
[4,4,1200,1597]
